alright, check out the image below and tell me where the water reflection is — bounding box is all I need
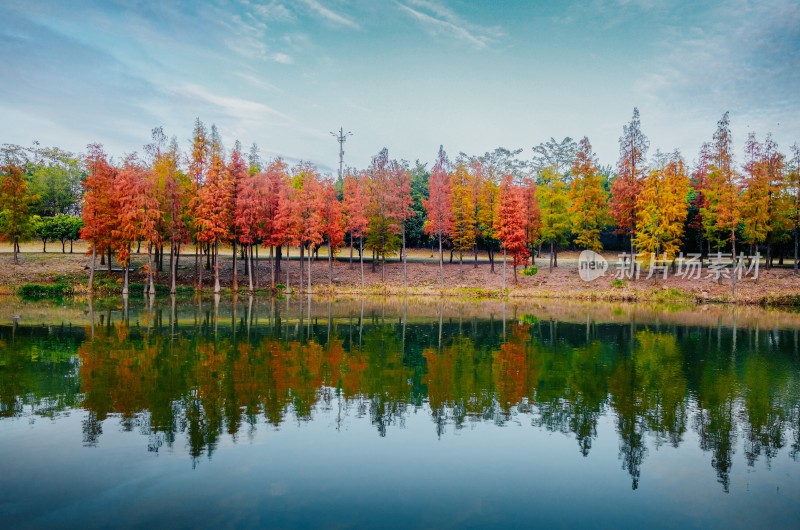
[1,297,799,490]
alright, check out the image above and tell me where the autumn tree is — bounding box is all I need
[701,112,741,254]
[633,153,690,260]
[495,174,529,286]
[568,137,609,252]
[449,163,476,275]
[343,171,368,287]
[741,133,786,267]
[80,144,118,289]
[787,144,800,273]
[234,169,264,293]
[364,149,404,279]
[146,127,189,294]
[391,159,414,287]
[611,107,649,254]
[226,142,249,291]
[522,176,541,264]
[321,179,345,286]
[190,127,232,293]
[423,146,453,287]
[187,119,209,289]
[688,142,712,258]
[289,163,325,294]
[258,160,287,289]
[113,156,161,295]
[536,166,569,272]
[0,164,36,264]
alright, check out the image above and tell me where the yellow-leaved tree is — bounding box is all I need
[568,137,609,252]
[633,153,690,260]
[450,163,476,275]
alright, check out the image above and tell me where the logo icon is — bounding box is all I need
[578,250,608,282]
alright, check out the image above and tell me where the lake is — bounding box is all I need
[1,296,799,529]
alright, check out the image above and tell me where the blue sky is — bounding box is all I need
[1,0,798,173]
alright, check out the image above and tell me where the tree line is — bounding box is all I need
[2,109,799,293]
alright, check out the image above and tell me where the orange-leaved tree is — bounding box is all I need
[191,128,232,293]
[611,107,649,254]
[495,174,529,286]
[321,179,345,286]
[81,144,118,289]
[423,146,453,288]
[113,156,161,295]
[343,171,368,286]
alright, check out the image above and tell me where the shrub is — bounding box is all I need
[522,265,538,276]
[18,282,74,300]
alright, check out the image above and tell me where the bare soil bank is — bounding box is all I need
[1,245,799,305]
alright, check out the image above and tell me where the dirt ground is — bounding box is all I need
[1,242,799,305]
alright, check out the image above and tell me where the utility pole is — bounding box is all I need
[330,127,352,180]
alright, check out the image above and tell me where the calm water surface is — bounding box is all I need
[1,297,799,529]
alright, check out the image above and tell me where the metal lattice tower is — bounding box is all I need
[330,127,352,179]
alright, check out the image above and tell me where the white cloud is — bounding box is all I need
[396,0,504,50]
[634,0,800,149]
[298,0,360,29]
[176,83,295,123]
[273,52,293,64]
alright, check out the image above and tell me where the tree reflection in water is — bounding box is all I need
[1,296,799,489]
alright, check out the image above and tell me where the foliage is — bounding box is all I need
[633,154,690,259]
[17,282,74,299]
[568,137,609,251]
[610,107,649,239]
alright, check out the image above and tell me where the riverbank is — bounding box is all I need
[1,242,799,306]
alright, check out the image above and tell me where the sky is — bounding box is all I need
[1,0,798,174]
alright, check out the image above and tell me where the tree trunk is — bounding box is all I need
[89,244,96,291]
[147,245,155,296]
[489,248,495,273]
[328,242,333,287]
[213,242,221,294]
[360,236,365,289]
[300,244,305,294]
[502,247,507,291]
[459,252,463,277]
[107,247,112,273]
[196,244,202,290]
[122,246,130,296]
[61,239,66,253]
[232,240,238,292]
[549,240,554,273]
[307,246,313,295]
[438,233,444,290]
[248,245,254,294]
[474,243,478,268]
[70,239,73,253]
[170,243,177,295]
[794,230,798,275]
[349,233,354,269]
[402,223,407,288]
[42,239,47,253]
[285,245,290,294]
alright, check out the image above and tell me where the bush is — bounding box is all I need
[18,283,74,300]
[612,279,625,287]
[522,265,538,277]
